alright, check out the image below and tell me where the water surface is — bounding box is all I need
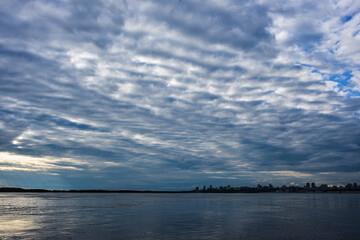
[0,193,359,239]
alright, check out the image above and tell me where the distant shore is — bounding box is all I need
[1,187,360,194]
[0,187,193,193]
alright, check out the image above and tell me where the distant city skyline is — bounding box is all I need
[195,181,360,192]
[1,0,360,190]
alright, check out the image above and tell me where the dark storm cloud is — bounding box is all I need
[0,0,359,189]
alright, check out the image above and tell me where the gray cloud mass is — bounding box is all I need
[0,0,359,190]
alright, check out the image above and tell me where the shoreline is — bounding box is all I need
[1,187,360,194]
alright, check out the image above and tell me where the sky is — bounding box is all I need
[0,0,360,190]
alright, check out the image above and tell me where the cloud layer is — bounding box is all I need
[1,0,360,189]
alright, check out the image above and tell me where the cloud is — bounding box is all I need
[0,0,359,189]
[0,152,86,173]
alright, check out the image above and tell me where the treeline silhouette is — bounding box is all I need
[1,182,359,193]
[195,182,359,193]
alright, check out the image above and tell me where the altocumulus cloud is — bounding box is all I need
[0,0,359,190]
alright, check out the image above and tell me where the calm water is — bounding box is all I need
[0,193,359,239]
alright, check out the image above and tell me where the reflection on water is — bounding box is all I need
[0,219,40,238]
[0,193,359,239]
